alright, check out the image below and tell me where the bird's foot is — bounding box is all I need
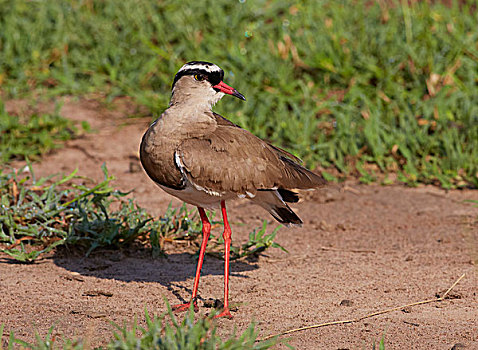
[172,301,198,313]
[213,308,233,319]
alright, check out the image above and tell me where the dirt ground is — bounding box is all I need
[1,98,477,349]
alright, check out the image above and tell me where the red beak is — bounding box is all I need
[213,81,246,101]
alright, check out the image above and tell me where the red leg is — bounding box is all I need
[214,201,233,319]
[172,207,211,313]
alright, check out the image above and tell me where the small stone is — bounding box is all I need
[336,223,347,231]
[451,343,466,350]
[203,298,223,309]
[402,306,412,313]
[339,299,353,307]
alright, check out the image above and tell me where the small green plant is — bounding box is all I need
[372,334,386,350]
[0,100,89,163]
[0,324,85,350]
[229,221,287,260]
[201,221,287,261]
[109,303,278,350]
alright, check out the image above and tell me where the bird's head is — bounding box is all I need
[170,61,245,108]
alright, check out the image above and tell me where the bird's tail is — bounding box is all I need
[253,189,302,227]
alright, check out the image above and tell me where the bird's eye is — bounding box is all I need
[194,74,205,81]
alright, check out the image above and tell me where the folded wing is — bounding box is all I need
[177,124,325,196]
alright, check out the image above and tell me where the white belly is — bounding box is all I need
[158,183,238,209]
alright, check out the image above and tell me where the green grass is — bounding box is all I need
[0,305,279,349]
[0,100,89,163]
[211,221,287,261]
[0,164,285,262]
[108,305,278,350]
[372,335,386,350]
[1,0,477,187]
[0,163,149,262]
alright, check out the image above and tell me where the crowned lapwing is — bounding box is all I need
[140,61,325,318]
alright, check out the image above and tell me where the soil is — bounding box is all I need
[1,97,477,349]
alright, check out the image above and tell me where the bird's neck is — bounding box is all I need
[169,91,223,111]
[156,104,215,135]
[169,99,213,112]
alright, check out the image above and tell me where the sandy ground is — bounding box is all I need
[1,98,477,349]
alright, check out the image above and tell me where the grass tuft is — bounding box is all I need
[109,302,278,350]
[216,221,287,261]
[149,202,204,257]
[0,163,150,262]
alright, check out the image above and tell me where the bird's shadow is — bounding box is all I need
[51,247,258,305]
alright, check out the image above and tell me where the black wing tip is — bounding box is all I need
[270,206,303,227]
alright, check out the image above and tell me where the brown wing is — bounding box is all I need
[176,124,325,195]
[211,112,302,163]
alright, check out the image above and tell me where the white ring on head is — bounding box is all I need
[178,63,222,74]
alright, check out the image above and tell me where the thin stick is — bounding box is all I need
[320,246,376,254]
[260,273,466,341]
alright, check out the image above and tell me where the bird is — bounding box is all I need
[140,61,326,319]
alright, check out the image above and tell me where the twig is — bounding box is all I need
[320,246,376,254]
[264,255,309,263]
[259,273,466,341]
